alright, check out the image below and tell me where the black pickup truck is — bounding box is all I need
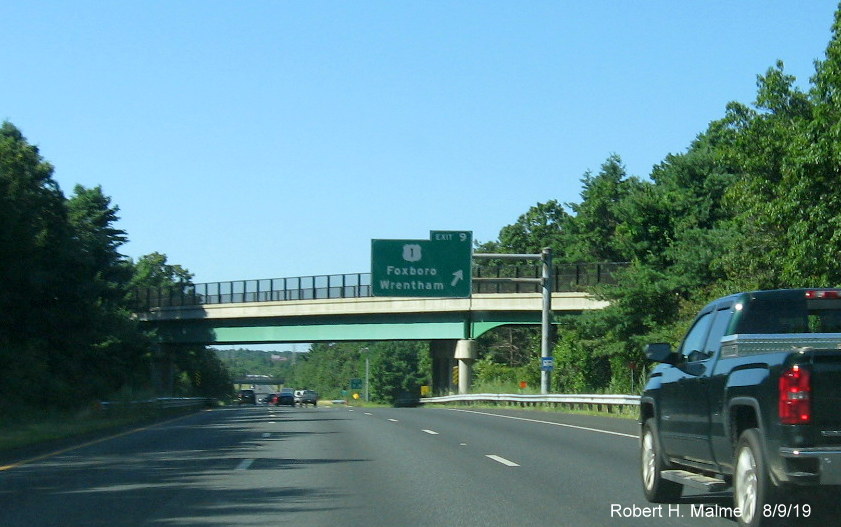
[640,289,841,527]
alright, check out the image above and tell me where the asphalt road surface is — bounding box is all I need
[0,405,825,526]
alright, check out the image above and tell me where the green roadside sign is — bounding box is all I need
[371,230,473,298]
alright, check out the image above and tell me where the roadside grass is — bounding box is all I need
[0,404,211,453]
[470,380,543,395]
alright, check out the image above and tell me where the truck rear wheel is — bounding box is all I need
[641,418,682,502]
[734,428,782,527]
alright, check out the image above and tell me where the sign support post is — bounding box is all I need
[540,247,553,395]
[473,248,554,394]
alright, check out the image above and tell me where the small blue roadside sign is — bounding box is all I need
[541,357,554,371]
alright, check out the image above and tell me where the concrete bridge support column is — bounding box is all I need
[455,339,477,395]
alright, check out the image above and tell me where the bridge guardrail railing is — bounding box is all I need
[132,262,628,310]
[420,393,640,414]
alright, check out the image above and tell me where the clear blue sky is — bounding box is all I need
[3,1,839,284]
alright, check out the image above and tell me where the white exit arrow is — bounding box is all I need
[451,270,464,287]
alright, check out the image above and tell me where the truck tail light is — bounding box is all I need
[805,289,841,299]
[779,365,811,424]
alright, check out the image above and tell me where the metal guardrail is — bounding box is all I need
[132,262,628,310]
[421,393,640,413]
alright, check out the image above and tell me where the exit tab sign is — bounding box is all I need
[371,231,472,298]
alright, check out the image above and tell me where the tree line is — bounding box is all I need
[214,343,429,404]
[0,122,232,414]
[475,7,841,394]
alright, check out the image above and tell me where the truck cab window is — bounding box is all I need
[703,308,732,356]
[739,300,806,333]
[680,312,713,360]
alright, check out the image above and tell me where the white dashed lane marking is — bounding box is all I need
[486,455,519,467]
[346,414,518,467]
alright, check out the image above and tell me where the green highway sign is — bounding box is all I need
[371,230,473,298]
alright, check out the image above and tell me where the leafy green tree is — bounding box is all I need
[369,341,429,403]
[496,199,573,258]
[215,348,296,382]
[292,342,366,398]
[128,252,234,397]
[551,325,610,393]
[714,61,817,288]
[473,351,540,392]
[172,346,233,398]
[566,154,639,263]
[0,122,232,407]
[0,123,93,408]
[476,326,536,368]
[287,341,430,403]
[67,185,129,284]
[63,184,152,400]
[474,201,573,372]
[0,122,73,347]
[129,252,193,291]
[0,123,157,407]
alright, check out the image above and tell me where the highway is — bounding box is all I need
[0,405,821,526]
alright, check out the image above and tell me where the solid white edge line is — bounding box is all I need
[486,454,520,467]
[422,429,439,435]
[448,409,637,439]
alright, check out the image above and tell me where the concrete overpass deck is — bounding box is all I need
[137,292,609,344]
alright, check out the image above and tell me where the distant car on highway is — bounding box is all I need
[237,389,256,405]
[295,389,318,407]
[260,393,277,405]
[276,389,295,406]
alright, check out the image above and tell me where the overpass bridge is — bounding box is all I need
[134,262,625,394]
